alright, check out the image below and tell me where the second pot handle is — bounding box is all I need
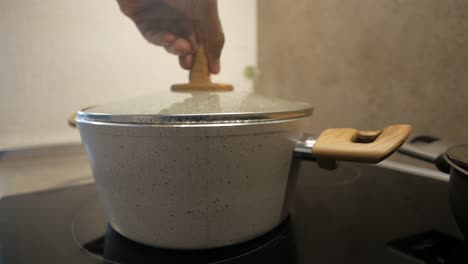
[312,124,412,169]
[67,106,95,128]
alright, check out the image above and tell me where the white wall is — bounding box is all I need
[0,0,257,149]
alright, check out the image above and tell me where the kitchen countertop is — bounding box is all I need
[0,144,93,198]
[0,143,449,199]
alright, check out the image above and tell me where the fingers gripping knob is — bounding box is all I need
[171,45,233,92]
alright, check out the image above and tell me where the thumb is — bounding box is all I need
[198,2,224,74]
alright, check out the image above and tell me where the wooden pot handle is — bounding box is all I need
[312,124,412,169]
[67,112,79,128]
[171,45,233,92]
[67,106,95,128]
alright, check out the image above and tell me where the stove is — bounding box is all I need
[0,161,465,263]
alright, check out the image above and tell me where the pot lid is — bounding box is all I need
[77,90,313,125]
[446,144,468,171]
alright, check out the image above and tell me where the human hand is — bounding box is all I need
[117,0,224,74]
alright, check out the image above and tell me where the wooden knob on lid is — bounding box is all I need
[171,44,233,92]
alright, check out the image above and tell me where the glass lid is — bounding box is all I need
[77,44,312,125]
[77,90,313,125]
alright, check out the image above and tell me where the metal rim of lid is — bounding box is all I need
[445,144,468,173]
[76,108,314,125]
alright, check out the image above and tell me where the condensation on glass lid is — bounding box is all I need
[78,90,313,124]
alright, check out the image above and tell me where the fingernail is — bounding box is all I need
[185,55,193,68]
[211,61,220,74]
[163,33,176,45]
[165,45,177,55]
[147,32,173,46]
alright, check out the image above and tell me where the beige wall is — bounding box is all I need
[0,0,257,149]
[257,0,468,143]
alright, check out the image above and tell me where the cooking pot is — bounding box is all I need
[399,137,468,239]
[71,47,412,249]
[445,145,468,239]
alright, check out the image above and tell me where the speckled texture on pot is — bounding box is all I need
[77,119,306,249]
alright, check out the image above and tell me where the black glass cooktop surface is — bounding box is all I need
[0,162,465,263]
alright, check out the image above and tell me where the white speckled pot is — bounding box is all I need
[78,118,306,249]
[74,91,411,249]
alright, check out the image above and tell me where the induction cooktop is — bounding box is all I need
[0,162,465,263]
